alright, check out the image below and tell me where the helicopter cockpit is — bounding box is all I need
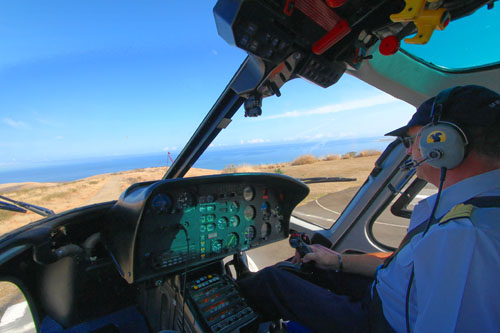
[0,0,499,332]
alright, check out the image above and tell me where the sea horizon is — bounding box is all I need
[0,137,393,184]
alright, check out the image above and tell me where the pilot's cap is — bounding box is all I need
[385,85,500,137]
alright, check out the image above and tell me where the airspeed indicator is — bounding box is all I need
[226,233,239,248]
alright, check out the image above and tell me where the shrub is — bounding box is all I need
[356,149,382,157]
[342,152,357,159]
[323,154,341,161]
[222,164,237,173]
[291,154,318,166]
[222,164,258,173]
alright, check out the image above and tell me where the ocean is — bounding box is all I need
[0,137,392,184]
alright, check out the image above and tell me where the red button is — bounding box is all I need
[379,36,400,56]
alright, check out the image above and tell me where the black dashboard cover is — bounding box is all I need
[105,173,309,283]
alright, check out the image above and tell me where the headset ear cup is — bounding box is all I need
[419,123,466,169]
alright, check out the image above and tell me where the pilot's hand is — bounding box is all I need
[301,244,341,270]
[290,249,303,264]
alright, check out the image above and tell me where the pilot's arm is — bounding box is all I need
[294,244,386,277]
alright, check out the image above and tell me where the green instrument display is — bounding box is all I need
[106,173,309,283]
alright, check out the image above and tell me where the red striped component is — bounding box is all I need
[312,19,351,55]
[289,0,351,54]
[295,0,342,31]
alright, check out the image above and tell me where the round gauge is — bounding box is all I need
[230,215,240,228]
[211,240,223,253]
[177,191,194,211]
[226,232,239,248]
[151,193,172,213]
[244,226,256,241]
[261,222,271,238]
[228,201,239,213]
[261,202,271,219]
[244,205,256,221]
[243,186,255,201]
[217,217,229,230]
[207,223,216,232]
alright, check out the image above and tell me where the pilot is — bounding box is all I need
[238,85,500,332]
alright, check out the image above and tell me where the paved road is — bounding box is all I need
[0,302,35,333]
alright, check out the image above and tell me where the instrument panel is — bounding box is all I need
[105,173,309,283]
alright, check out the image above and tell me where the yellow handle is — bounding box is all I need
[404,8,449,44]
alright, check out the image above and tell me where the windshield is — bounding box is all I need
[1,1,414,238]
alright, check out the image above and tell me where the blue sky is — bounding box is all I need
[0,1,496,172]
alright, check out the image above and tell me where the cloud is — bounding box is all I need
[247,138,269,144]
[55,136,64,140]
[209,143,229,148]
[239,138,271,144]
[163,147,178,151]
[263,94,398,120]
[3,118,29,129]
[282,130,360,142]
[211,49,218,56]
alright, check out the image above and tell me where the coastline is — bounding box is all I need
[0,137,391,184]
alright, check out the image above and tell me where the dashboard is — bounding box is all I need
[105,173,309,283]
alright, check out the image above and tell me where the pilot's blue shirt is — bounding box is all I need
[376,168,500,332]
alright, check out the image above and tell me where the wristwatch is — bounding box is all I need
[335,253,343,273]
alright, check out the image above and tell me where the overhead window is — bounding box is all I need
[402,5,500,70]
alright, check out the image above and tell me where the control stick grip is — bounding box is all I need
[289,233,312,258]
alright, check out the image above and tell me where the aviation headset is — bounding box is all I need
[418,86,469,170]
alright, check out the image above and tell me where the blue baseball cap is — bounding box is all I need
[385,85,500,137]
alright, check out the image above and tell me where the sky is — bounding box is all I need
[0,1,496,172]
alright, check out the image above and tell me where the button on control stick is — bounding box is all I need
[289,233,312,258]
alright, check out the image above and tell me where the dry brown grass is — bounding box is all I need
[323,154,342,161]
[356,149,382,157]
[291,154,318,166]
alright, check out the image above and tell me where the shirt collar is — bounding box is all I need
[425,168,500,219]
